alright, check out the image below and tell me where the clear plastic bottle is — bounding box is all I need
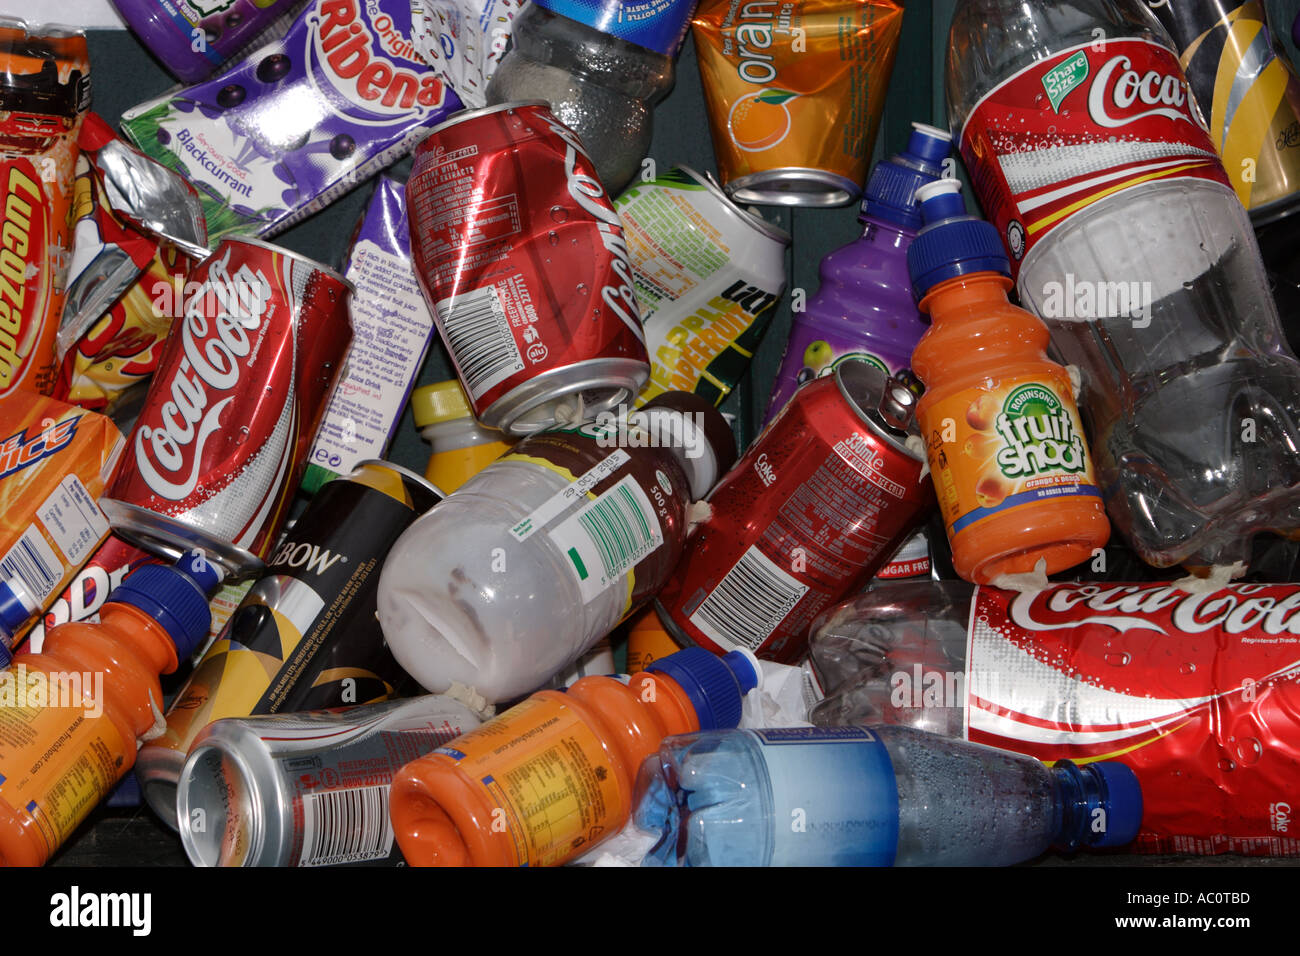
[377,392,736,703]
[485,0,694,193]
[633,724,1142,866]
[947,0,1300,570]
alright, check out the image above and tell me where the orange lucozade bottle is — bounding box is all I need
[0,553,218,866]
[908,180,1110,583]
[389,647,759,866]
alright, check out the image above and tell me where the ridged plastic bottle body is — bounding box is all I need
[486,5,672,194]
[947,0,1300,568]
[633,725,1076,866]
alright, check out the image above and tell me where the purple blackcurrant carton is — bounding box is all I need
[121,0,463,242]
[299,174,438,494]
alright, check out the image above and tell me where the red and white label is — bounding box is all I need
[960,39,1231,271]
[963,583,1300,855]
[406,104,648,421]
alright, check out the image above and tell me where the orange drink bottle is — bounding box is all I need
[908,180,1110,583]
[0,553,218,866]
[691,0,904,206]
[625,607,684,675]
[388,647,758,866]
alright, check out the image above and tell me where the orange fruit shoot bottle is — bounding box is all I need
[908,180,1110,583]
[0,552,219,866]
[388,647,759,866]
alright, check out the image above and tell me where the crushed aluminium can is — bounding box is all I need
[614,166,790,408]
[137,460,440,830]
[406,101,650,436]
[691,0,905,206]
[177,695,481,866]
[1145,0,1300,223]
[656,359,933,663]
[102,237,353,569]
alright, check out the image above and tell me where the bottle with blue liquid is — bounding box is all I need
[633,724,1142,866]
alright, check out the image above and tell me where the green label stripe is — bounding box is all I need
[568,547,589,581]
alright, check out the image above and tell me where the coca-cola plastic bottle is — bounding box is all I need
[806,578,1300,855]
[948,0,1300,570]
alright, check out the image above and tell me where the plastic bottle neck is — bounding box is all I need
[1050,761,1114,852]
[860,215,916,248]
[918,272,1015,317]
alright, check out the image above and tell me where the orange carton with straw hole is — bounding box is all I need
[692,0,904,207]
[0,392,123,649]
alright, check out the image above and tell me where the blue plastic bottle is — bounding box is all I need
[633,725,1143,866]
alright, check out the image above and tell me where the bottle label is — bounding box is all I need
[532,0,698,56]
[750,726,898,866]
[959,38,1232,273]
[504,424,688,616]
[921,373,1102,539]
[0,682,125,861]
[432,695,627,866]
[963,582,1300,855]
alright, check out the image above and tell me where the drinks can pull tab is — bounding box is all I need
[878,379,918,431]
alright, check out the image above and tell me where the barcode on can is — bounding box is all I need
[689,545,809,651]
[549,475,662,604]
[436,285,524,401]
[298,784,394,867]
[0,526,63,604]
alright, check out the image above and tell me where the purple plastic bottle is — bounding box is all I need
[763,123,952,426]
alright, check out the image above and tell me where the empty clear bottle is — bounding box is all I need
[485,0,698,193]
[633,724,1142,866]
[948,0,1300,569]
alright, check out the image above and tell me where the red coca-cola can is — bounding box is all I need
[657,359,934,663]
[406,101,649,436]
[102,238,353,566]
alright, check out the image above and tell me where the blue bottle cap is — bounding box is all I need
[646,647,759,730]
[106,552,224,661]
[1053,759,1144,851]
[907,179,1011,300]
[0,577,41,667]
[1087,762,1144,848]
[861,122,952,230]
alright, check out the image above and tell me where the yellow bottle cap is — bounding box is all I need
[412,380,474,428]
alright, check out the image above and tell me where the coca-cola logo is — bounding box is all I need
[134,249,273,501]
[1006,583,1300,637]
[1088,53,1199,130]
[541,115,645,344]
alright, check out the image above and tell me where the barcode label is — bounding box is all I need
[298,785,394,867]
[689,545,809,652]
[436,285,524,400]
[549,475,662,604]
[0,526,63,604]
